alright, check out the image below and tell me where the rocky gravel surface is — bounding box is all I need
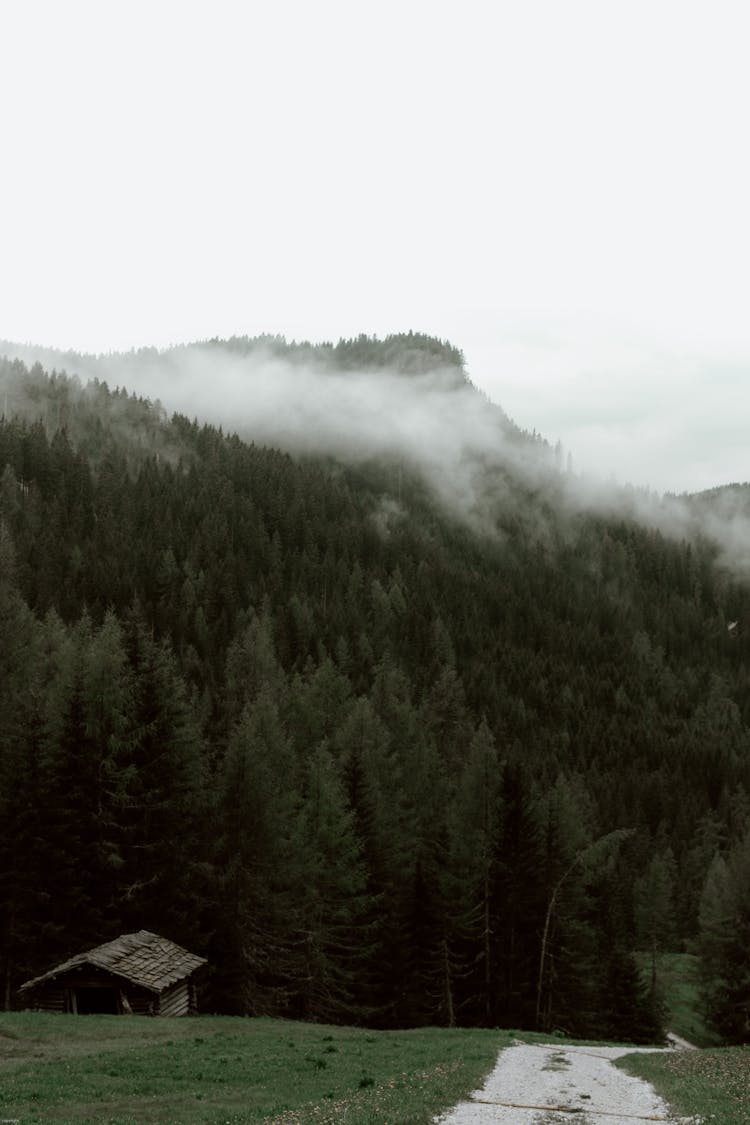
[435,1040,697,1125]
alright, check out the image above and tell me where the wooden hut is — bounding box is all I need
[18,930,207,1016]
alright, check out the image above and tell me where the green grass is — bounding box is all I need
[619,1046,750,1125]
[648,951,723,1048]
[0,1013,504,1124]
[3,1010,721,1125]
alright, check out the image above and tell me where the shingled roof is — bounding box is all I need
[19,930,207,994]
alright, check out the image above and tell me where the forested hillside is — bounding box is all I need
[1,337,749,1042]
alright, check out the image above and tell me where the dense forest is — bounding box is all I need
[1,335,749,1043]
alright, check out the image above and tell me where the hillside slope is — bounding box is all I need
[1,336,749,1039]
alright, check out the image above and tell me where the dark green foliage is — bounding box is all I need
[698,831,750,1042]
[0,527,44,1002]
[204,330,467,378]
[2,339,750,1039]
[117,611,209,944]
[213,687,302,1015]
[598,947,664,1044]
[635,848,678,989]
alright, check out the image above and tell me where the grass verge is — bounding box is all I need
[619,1046,750,1125]
[0,1012,503,1124]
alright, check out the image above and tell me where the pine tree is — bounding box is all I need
[0,525,42,1002]
[293,745,374,1022]
[336,696,406,1022]
[491,762,546,1028]
[634,848,677,989]
[118,613,209,944]
[38,615,107,955]
[446,720,502,1024]
[214,687,301,1015]
[698,832,750,1041]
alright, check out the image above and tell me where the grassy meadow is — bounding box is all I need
[0,1013,503,1125]
[3,1006,748,1125]
[620,1045,750,1125]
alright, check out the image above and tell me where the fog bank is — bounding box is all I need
[2,339,750,576]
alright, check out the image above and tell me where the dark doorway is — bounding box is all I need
[75,986,120,1014]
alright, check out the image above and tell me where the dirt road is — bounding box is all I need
[435,1040,693,1124]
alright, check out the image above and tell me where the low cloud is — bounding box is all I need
[0,338,541,523]
[467,319,750,495]
[3,338,750,577]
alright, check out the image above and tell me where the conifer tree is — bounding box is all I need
[214,686,300,1014]
[446,720,502,1024]
[336,696,406,1021]
[0,526,41,1001]
[294,744,373,1022]
[634,848,678,988]
[698,832,750,1041]
[38,615,108,954]
[492,762,546,1027]
[119,612,209,944]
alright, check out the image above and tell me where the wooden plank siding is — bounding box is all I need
[24,968,158,1016]
[158,980,190,1018]
[28,986,67,1013]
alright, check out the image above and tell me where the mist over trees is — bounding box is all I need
[1,337,749,1040]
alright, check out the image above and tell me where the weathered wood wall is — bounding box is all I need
[24,971,156,1015]
[158,980,190,1017]
[21,963,201,1016]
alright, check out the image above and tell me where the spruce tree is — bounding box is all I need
[118,612,209,945]
[214,686,300,1015]
[698,833,750,1041]
[293,744,374,1022]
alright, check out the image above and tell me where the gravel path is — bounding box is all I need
[434,1041,691,1124]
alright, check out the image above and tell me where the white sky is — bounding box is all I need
[2,0,749,493]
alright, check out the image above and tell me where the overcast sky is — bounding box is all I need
[2,0,749,494]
